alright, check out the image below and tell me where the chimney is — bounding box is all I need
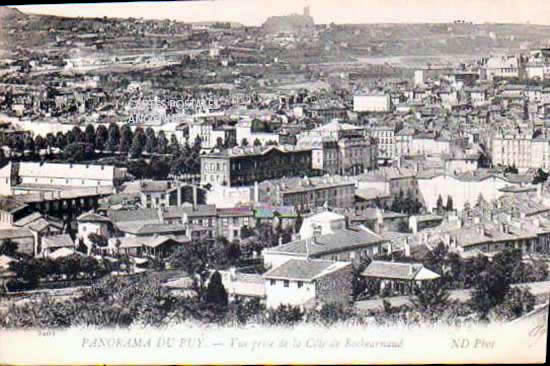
[409,216,418,234]
[158,207,164,223]
[404,237,411,257]
[177,181,182,206]
[254,181,259,203]
[229,266,237,281]
[192,186,198,209]
[537,183,543,201]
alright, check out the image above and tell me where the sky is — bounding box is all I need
[12,0,550,26]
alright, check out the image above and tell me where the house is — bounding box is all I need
[215,268,266,300]
[361,260,440,296]
[257,175,356,211]
[120,180,206,209]
[40,234,75,258]
[13,212,64,255]
[263,259,352,309]
[0,198,34,226]
[216,207,255,242]
[76,211,113,252]
[108,235,185,258]
[0,228,35,256]
[263,221,387,269]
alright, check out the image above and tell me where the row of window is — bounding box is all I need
[270,279,304,288]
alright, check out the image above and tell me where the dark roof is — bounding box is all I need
[361,261,423,280]
[108,208,160,224]
[265,228,385,257]
[263,259,350,281]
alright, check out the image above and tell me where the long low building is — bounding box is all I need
[417,171,527,212]
[0,162,127,196]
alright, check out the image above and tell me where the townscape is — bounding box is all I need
[1,4,550,330]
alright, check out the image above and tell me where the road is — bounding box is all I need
[354,281,550,312]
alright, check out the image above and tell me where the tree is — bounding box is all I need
[84,124,96,145]
[215,137,224,149]
[436,194,444,214]
[491,286,535,321]
[118,127,132,154]
[532,168,549,184]
[504,164,518,174]
[34,135,46,152]
[241,138,249,147]
[253,138,262,147]
[23,135,35,157]
[205,271,228,308]
[445,195,453,212]
[106,123,120,151]
[476,193,487,208]
[130,134,144,158]
[294,212,303,233]
[63,143,92,162]
[410,280,451,314]
[168,240,212,298]
[56,132,67,150]
[266,304,304,325]
[145,134,157,154]
[95,134,105,152]
[156,131,168,154]
[88,233,108,250]
[0,149,6,168]
[0,239,18,257]
[226,242,241,265]
[168,134,180,155]
[96,124,108,143]
[470,257,512,320]
[71,126,83,143]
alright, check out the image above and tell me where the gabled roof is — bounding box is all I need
[77,211,112,223]
[116,222,188,235]
[108,208,160,224]
[265,228,385,257]
[48,247,81,259]
[361,261,440,281]
[42,234,74,249]
[263,259,350,281]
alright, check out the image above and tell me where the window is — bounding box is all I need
[283,280,289,288]
[297,281,303,288]
[270,279,276,286]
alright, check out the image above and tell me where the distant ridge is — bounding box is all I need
[0,6,24,19]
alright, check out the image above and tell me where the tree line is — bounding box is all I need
[0,123,204,177]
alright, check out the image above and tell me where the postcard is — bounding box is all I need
[0,0,549,364]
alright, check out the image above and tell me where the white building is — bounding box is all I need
[353,94,392,113]
[417,172,523,213]
[298,211,347,240]
[0,162,126,196]
[371,126,395,161]
[263,259,352,309]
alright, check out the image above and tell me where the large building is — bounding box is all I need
[258,175,356,211]
[200,145,314,187]
[262,6,315,33]
[298,121,377,176]
[353,94,392,113]
[0,162,126,196]
[188,120,236,150]
[371,126,395,162]
[491,130,550,170]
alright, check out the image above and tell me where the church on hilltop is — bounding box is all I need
[262,5,315,33]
